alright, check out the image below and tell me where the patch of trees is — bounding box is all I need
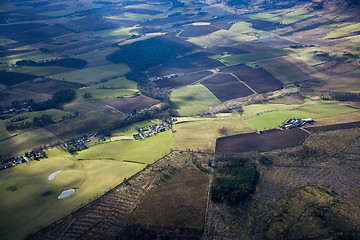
[33,89,76,111]
[16,58,87,69]
[321,91,360,101]
[6,114,54,131]
[125,71,169,101]
[211,154,258,204]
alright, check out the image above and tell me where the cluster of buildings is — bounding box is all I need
[0,151,46,171]
[1,106,32,119]
[281,118,314,129]
[133,118,177,140]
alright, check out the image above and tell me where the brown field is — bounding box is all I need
[96,95,160,114]
[313,59,360,76]
[234,41,275,52]
[267,93,305,104]
[215,128,310,153]
[179,25,219,37]
[319,69,360,91]
[149,52,224,76]
[247,19,277,31]
[202,73,253,102]
[305,121,360,133]
[0,78,82,108]
[255,55,319,84]
[222,64,284,94]
[258,37,296,48]
[155,71,212,90]
[130,168,209,231]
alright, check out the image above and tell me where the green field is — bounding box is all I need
[0,147,144,240]
[51,64,130,85]
[187,29,257,48]
[112,119,160,135]
[10,66,75,77]
[173,118,254,152]
[106,13,153,22]
[0,128,60,157]
[8,109,73,123]
[221,48,294,66]
[229,21,267,36]
[245,104,358,130]
[75,76,139,101]
[0,51,56,64]
[249,9,313,25]
[101,26,140,39]
[77,130,175,164]
[170,84,221,116]
[320,22,360,39]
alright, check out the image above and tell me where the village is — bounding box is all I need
[133,118,177,140]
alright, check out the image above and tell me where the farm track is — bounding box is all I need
[27,151,212,240]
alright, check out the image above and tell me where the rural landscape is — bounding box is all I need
[0,0,359,239]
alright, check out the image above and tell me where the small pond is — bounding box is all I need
[48,170,63,181]
[58,189,76,199]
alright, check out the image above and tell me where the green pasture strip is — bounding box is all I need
[245,104,358,130]
[106,13,153,22]
[8,109,73,123]
[0,51,56,64]
[51,64,130,85]
[91,76,138,89]
[75,88,139,101]
[0,38,11,43]
[10,66,75,77]
[0,124,18,141]
[0,128,60,157]
[170,83,221,116]
[221,48,294,66]
[229,21,268,35]
[101,26,140,39]
[77,130,175,164]
[320,22,360,39]
[112,119,160,135]
[249,9,313,25]
[0,147,144,240]
[173,118,254,152]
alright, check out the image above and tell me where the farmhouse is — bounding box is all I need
[281,118,314,129]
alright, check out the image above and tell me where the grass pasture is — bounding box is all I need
[106,13,153,22]
[76,130,175,164]
[51,64,130,85]
[100,26,140,39]
[229,21,267,36]
[321,22,360,39]
[112,119,160,136]
[0,128,60,157]
[173,118,254,152]
[249,9,313,25]
[8,109,73,124]
[0,147,144,240]
[245,104,358,130]
[75,77,139,101]
[221,48,294,66]
[10,66,75,77]
[170,84,221,116]
[0,51,55,64]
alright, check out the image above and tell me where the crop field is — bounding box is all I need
[179,25,219,37]
[245,104,358,130]
[0,147,145,240]
[100,26,140,39]
[0,71,37,86]
[245,19,277,31]
[229,21,267,36]
[200,45,250,55]
[0,128,60,157]
[255,55,318,84]
[216,128,309,153]
[130,168,209,230]
[77,130,175,164]
[241,102,304,118]
[173,118,254,152]
[149,52,224,76]
[96,95,160,114]
[0,23,48,36]
[220,48,294,66]
[201,73,254,102]
[170,84,221,116]
[249,9,313,25]
[51,64,130,85]
[222,64,284,93]
[257,36,296,48]
[57,15,118,33]
[187,29,257,48]
[155,71,212,90]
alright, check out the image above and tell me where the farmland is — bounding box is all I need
[169,84,221,116]
[0,147,145,240]
[245,104,358,130]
